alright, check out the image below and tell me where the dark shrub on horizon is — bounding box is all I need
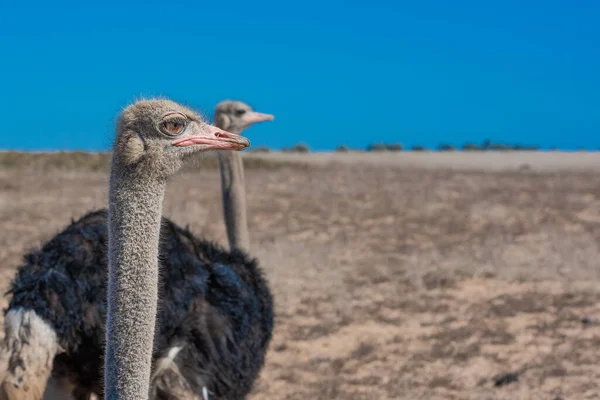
[437,143,456,152]
[285,143,310,153]
[367,143,387,152]
[385,143,403,151]
[489,143,510,151]
[335,145,350,152]
[411,145,428,152]
[462,143,482,151]
[248,146,272,153]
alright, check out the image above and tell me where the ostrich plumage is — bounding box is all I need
[8,210,273,399]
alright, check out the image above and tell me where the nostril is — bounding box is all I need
[215,132,226,138]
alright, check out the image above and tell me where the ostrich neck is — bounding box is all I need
[217,127,250,253]
[105,164,166,400]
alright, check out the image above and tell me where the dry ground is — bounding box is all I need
[246,151,600,173]
[1,153,600,399]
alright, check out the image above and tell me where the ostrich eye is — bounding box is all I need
[235,109,247,116]
[161,114,188,136]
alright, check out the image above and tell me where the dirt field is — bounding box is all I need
[1,152,600,399]
[244,151,600,174]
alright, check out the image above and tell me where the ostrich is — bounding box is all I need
[0,100,274,399]
[105,99,253,399]
[216,100,273,253]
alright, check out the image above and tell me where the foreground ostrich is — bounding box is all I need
[105,100,253,399]
[0,100,274,399]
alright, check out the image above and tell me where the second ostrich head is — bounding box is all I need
[214,100,274,135]
[114,99,249,177]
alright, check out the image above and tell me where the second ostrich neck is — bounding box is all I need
[218,147,249,253]
[105,165,166,400]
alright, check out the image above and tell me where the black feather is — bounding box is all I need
[6,209,274,399]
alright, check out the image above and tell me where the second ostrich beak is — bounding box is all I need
[242,112,275,124]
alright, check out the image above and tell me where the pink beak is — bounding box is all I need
[242,111,275,124]
[172,125,250,151]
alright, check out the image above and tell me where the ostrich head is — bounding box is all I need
[114,99,249,178]
[214,100,274,134]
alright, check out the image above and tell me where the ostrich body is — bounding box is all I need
[0,100,274,399]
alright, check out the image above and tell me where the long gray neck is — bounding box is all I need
[217,127,250,253]
[105,161,166,400]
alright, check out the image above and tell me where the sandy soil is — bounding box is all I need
[1,153,600,399]
[245,151,600,172]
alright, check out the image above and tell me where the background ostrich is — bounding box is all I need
[215,100,274,253]
[0,100,274,399]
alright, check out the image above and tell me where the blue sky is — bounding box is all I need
[0,0,598,151]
